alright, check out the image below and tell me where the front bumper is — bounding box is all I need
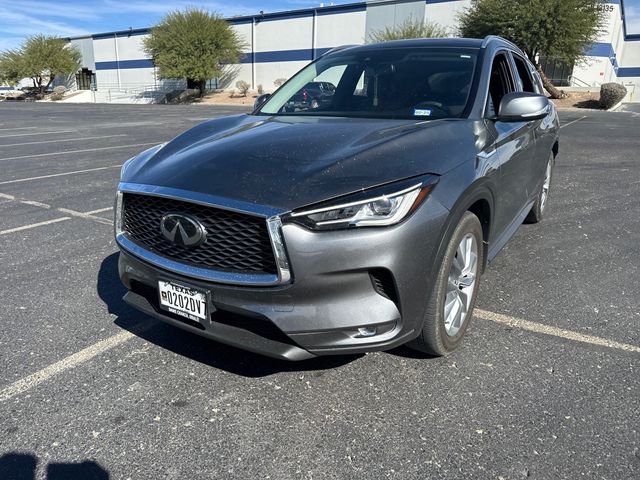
[117,197,449,360]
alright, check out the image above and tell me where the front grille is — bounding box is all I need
[122,193,277,275]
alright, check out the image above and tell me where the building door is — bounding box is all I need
[76,68,95,90]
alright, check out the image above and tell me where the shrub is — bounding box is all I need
[599,83,627,109]
[369,19,448,43]
[50,85,67,101]
[274,78,287,88]
[257,84,264,95]
[235,80,250,96]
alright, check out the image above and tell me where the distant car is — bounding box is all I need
[115,36,559,361]
[284,81,335,111]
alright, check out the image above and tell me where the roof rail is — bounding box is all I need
[481,35,520,51]
[319,45,358,57]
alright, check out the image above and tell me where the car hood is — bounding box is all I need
[122,114,484,212]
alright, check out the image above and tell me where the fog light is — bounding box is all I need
[357,327,377,338]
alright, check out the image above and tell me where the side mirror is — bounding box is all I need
[497,92,550,122]
[254,93,271,110]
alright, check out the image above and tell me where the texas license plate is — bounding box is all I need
[158,280,207,322]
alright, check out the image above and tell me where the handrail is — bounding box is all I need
[568,75,598,88]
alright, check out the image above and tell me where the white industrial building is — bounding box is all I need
[61,0,640,102]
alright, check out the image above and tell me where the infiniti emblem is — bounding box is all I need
[160,213,207,247]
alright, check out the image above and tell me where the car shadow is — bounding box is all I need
[0,453,109,480]
[97,253,359,377]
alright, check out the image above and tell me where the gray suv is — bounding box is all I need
[115,36,559,360]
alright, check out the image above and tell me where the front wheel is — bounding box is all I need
[409,211,484,356]
[525,152,554,223]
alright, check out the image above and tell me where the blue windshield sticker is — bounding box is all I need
[413,108,432,116]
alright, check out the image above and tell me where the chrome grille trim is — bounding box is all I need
[115,183,291,286]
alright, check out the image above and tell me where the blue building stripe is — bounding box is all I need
[616,67,640,77]
[95,59,154,70]
[586,42,615,58]
[93,28,150,40]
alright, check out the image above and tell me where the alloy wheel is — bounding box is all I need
[444,233,478,337]
[540,159,552,212]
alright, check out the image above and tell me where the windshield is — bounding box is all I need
[257,47,478,120]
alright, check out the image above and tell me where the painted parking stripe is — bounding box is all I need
[559,115,588,129]
[0,193,113,226]
[0,217,71,235]
[476,309,640,354]
[0,126,42,132]
[0,331,134,402]
[58,207,114,226]
[0,165,121,185]
[0,134,128,148]
[0,130,76,139]
[0,142,158,162]
[84,207,113,215]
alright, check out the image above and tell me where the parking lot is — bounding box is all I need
[0,102,638,479]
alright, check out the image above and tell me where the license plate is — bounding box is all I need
[158,281,207,322]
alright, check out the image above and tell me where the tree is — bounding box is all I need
[144,8,245,96]
[0,35,81,92]
[458,0,605,98]
[369,18,448,43]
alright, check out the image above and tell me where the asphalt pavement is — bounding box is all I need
[0,102,638,480]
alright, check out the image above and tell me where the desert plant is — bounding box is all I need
[274,78,287,88]
[144,8,245,97]
[459,0,606,99]
[599,83,627,109]
[235,80,250,96]
[257,84,264,95]
[369,18,448,42]
[0,35,80,93]
[50,85,67,101]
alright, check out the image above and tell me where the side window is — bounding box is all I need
[512,54,536,93]
[486,53,516,117]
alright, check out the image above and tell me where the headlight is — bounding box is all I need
[290,178,436,230]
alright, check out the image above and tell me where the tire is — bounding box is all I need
[409,211,484,356]
[524,152,554,223]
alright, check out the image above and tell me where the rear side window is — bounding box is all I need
[512,54,536,93]
[486,53,516,117]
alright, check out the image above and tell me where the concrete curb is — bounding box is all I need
[609,99,625,112]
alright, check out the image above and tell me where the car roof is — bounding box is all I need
[324,36,522,57]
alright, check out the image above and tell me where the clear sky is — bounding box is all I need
[626,0,640,35]
[0,0,352,50]
[0,0,639,51]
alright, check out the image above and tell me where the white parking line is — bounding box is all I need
[1,130,76,139]
[0,126,42,131]
[0,142,158,162]
[476,309,640,354]
[0,134,128,148]
[85,207,113,215]
[0,165,121,185]
[58,207,113,226]
[0,217,71,235]
[0,331,134,402]
[0,193,113,226]
[560,115,588,129]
